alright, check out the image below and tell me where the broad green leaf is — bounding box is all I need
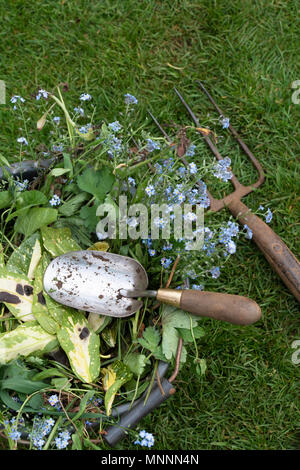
[0,269,35,321]
[0,153,11,167]
[0,191,12,210]
[138,326,161,355]
[77,167,115,202]
[32,368,68,382]
[161,305,199,361]
[72,433,83,450]
[0,321,58,364]
[41,226,81,257]
[15,207,58,238]
[124,352,149,376]
[6,232,40,276]
[161,323,179,361]
[57,310,100,383]
[79,203,98,233]
[7,190,49,222]
[16,190,48,210]
[177,325,205,343]
[63,153,73,178]
[58,192,89,216]
[50,168,71,177]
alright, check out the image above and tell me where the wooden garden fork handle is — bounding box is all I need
[172,85,300,303]
[228,198,300,302]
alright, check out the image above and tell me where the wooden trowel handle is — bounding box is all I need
[156,289,261,325]
[229,199,300,303]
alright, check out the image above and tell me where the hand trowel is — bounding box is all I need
[43,251,261,325]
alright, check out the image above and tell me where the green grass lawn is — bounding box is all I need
[0,0,299,450]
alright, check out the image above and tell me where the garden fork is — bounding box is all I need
[149,84,300,303]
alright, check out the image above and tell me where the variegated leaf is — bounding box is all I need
[88,313,112,334]
[57,310,100,383]
[32,259,59,335]
[41,226,81,257]
[6,233,40,277]
[27,239,42,280]
[0,269,34,321]
[101,361,133,416]
[0,321,58,364]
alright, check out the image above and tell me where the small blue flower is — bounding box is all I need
[146,138,160,152]
[220,116,230,129]
[258,205,264,211]
[10,95,25,104]
[8,429,21,441]
[78,123,92,134]
[80,93,92,101]
[52,144,63,152]
[36,89,48,100]
[124,93,138,105]
[32,437,45,449]
[59,430,71,440]
[53,116,60,124]
[134,430,155,448]
[161,257,172,268]
[17,136,28,145]
[178,166,186,176]
[163,243,173,250]
[244,224,253,240]
[74,106,85,116]
[15,179,29,192]
[11,95,25,109]
[192,284,204,291]
[265,208,272,223]
[128,176,136,186]
[49,194,61,207]
[213,157,232,182]
[154,163,163,174]
[145,185,155,196]
[148,249,156,256]
[108,121,122,133]
[225,240,236,254]
[176,192,186,203]
[48,394,59,406]
[189,162,197,174]
[55,437,69,449]
[105,134,123,157]
[186,144,196,157]
[210,266,220,279]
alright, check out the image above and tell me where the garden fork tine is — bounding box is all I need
[195,79,265,186]
[150,91,300,303]
[174,87,265,211]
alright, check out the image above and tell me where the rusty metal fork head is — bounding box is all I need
[171,83,265,212]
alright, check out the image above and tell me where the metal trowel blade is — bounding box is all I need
[43,251,149,317]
